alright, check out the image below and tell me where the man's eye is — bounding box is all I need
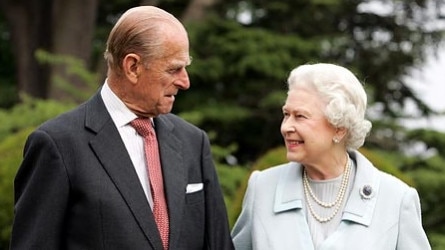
[168,66,186,74]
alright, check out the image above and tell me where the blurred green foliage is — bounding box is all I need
[0,97,75,141]
[180,17,319,163]
[0,129,29,249]
[35,49,100,103]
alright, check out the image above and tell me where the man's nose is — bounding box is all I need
[175,68,190,90]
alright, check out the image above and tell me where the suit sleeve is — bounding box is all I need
[201,131,235,250]
[10,129,70,249]
[231,171,259,250]
[396,187,431,250]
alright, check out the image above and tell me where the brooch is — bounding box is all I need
[360,185,374,199]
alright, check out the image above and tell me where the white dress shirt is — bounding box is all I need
[100,80,154,209]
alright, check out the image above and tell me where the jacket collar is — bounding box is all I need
[86,92,164,249]
[273,150,380,226]
[273,162,304,213]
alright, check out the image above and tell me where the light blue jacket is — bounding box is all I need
[232,150,431,250]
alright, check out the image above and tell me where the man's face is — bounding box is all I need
[130,29,191,118]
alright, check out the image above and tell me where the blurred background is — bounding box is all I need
[0,0,444,248]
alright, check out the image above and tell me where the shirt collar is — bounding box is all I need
[101,80,138,128]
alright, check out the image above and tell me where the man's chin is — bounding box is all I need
[157,106,173,115]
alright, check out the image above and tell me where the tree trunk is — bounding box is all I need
[0,0,52,99]
[181,0,218,23]
[0,0,98,101]
[49,0,99,101]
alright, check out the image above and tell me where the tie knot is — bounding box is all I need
[130,118,155,138]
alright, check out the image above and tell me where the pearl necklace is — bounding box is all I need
[303,155,351,223]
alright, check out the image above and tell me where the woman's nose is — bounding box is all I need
[281,121,296,134]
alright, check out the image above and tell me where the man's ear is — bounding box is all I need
[122,53,142,84]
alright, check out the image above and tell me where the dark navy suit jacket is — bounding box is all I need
[11,91,234,250]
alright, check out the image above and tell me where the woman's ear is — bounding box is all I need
[122,53,142,84]
[335,127,348,142]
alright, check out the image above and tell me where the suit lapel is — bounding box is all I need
[85,93,163,249]
[154,116,186,248]
[342,150,380,226]
[273,163,314,249]
[274,162,304,213]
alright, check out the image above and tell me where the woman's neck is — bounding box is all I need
[303,152,349,180]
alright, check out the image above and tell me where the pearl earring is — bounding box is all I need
[333,138,339,143]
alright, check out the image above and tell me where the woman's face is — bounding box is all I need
[281,88,337,165]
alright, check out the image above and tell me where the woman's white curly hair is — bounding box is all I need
[287,63,372,149]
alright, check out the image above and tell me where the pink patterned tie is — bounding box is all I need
[131,118,169,250]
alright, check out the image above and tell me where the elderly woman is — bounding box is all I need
[231,63,431,250]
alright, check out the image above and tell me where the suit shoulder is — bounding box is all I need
[378,170,414,196]
[379,170,410,188]
[163,113,195,126]
[38,103,87,131]
[162,113,203,133]
[29,102,90,145]
[252,162,298,183]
